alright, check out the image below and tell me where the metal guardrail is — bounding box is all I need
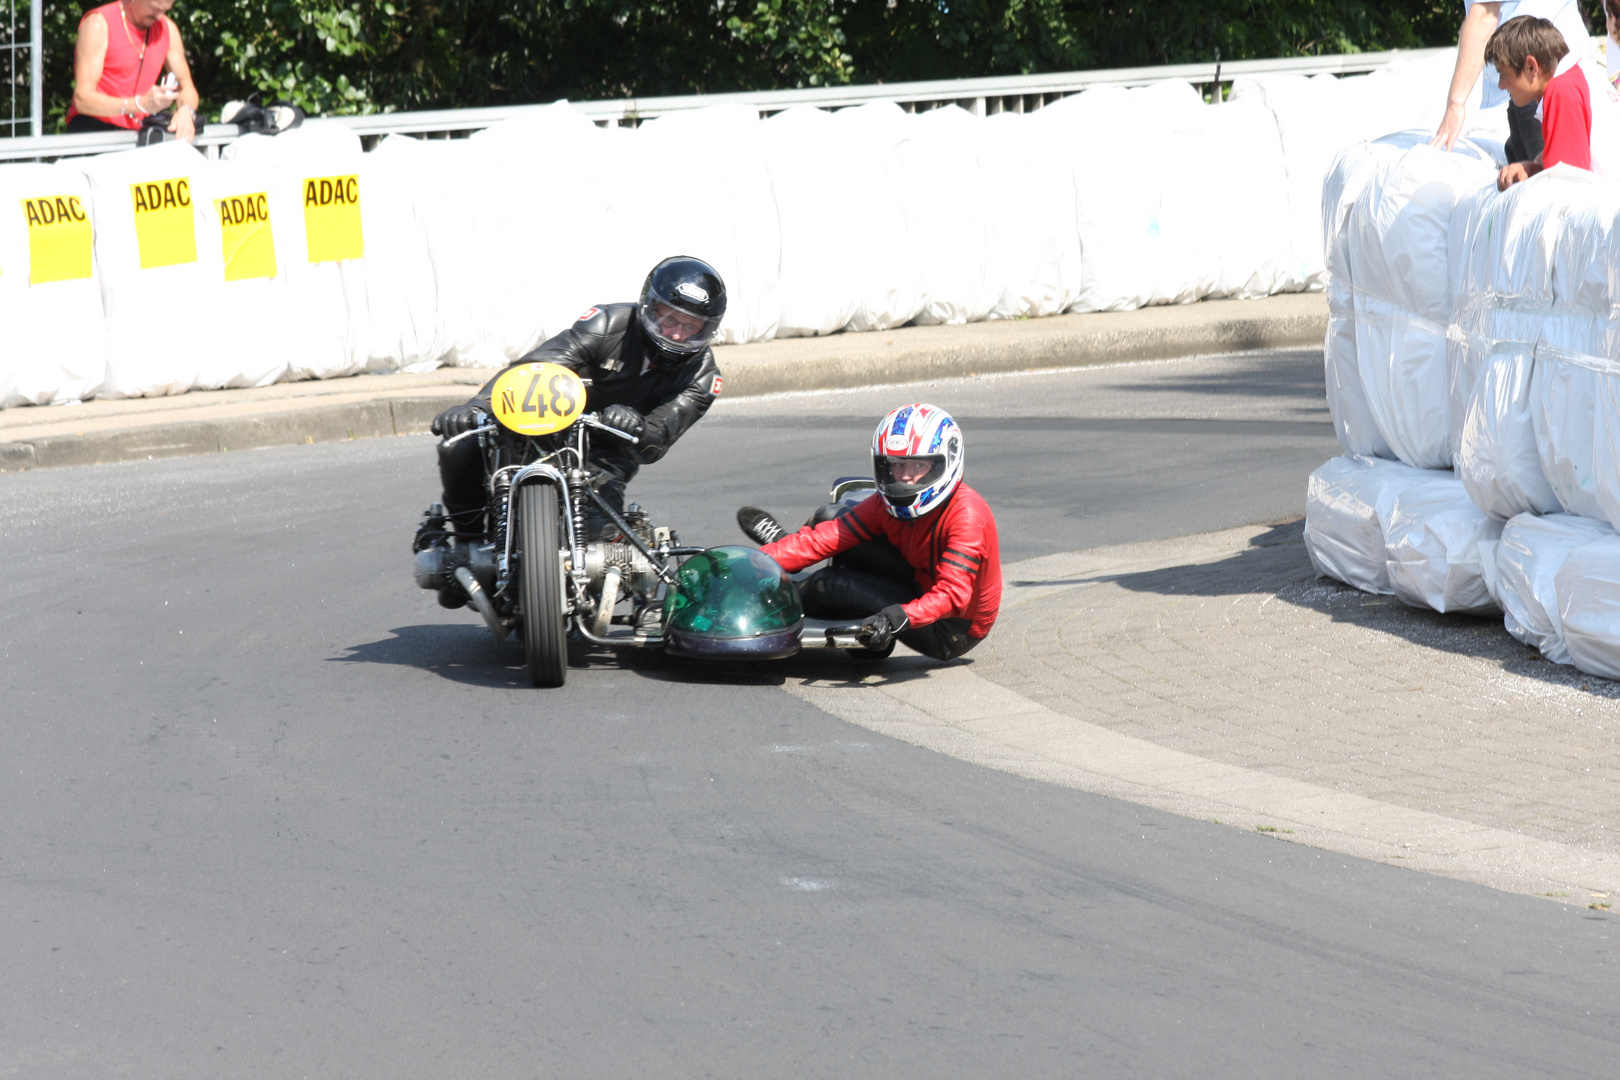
[0,43,1470,163]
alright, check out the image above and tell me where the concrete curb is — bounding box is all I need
[0,396,464,473]
[718,295,1327,396]
[0,294,1327,473]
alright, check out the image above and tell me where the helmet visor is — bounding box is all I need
[640,292,721,356]
[874,453,947,505]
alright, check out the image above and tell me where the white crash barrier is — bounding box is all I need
[1446,170,1609,519]
[625,105,781,345]
[1491,512,1615,665]
[1305,455,1500,612]
[359,135,451,373]
[831,102,929,332]
[1042,81,1218,311]
[4,52,1618,414]
[1235,51,1506,290]
[907,106,997,326]
[0,161,107,407]
[762,105,861,337]
[80,141,271,397]
[1556,536,1620,679]
[981,110,1084,320]
[1534,342,1620,524]
[1303,454,1433,594]
[1339,137,1498,468]
[225,123,372,381]
[1319,132,1423,460]
[1381,469,1502,613]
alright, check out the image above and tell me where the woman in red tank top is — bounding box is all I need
[66,0,199,141]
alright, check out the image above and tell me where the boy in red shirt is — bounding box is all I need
[1490,15,1592,190]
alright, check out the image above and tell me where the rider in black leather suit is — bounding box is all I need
[432,258,726,538]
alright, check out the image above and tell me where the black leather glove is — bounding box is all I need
[431,404,484,438]
[861,604,910,651]
[600,403,645,441]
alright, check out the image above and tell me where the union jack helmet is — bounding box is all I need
[871,404,964,519]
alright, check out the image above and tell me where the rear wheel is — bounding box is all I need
[519,482,567,687]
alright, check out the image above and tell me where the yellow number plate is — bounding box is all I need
[490,362,586,436]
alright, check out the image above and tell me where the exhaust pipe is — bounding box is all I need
[592,567,622,638]
[454,566,509,641]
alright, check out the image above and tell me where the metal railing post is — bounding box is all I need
[29,0,40,136]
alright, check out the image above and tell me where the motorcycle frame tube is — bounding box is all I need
[580,484,679,586]
[571,614,661,648]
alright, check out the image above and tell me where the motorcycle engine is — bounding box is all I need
[577,504,668,596]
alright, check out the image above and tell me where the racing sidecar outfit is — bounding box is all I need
[438,303,723,534]
[761,483,1002,661]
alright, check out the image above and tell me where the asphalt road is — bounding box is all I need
[3,349,1615,1077]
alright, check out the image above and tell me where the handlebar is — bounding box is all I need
[578,412,640,446]
[441,422,496,447]
[437,412,639,447]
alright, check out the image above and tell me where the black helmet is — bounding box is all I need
[638,256,727,365]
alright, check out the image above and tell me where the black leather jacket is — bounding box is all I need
[470,304,723,464]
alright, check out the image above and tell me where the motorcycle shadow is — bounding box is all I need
[329,623,539,689]
[603,640,950,690]
[334,625,957,691]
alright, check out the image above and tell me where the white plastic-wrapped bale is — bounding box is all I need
[225,123,372,381]
[1449,175,1570,519]
[832,102,927,332]
[1041,82,1209,312]
[1319,133,1414,460]
[1381,469,1503,613]
[1342,138,1497,468]
[1303,454,1438,595]
[981,110,1083,320]
[1492,512,1615,665]
[1238,51,1501,289]
[630,106,781,344]
[188,152,288,389]
[1192,95,1294,299]
[763,105,860,337]
[358,134,451,372]
[403,137,490,367]
[1555,536,1620,679]
[907,106,997,326]
[80,141,227,397]
[465,103,613,362]
[0,161,107,407]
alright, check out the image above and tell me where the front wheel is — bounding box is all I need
[519,482,567,687]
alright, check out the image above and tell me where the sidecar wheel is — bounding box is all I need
[519,482,567,688]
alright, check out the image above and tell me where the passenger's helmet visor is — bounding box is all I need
[873,453,948,506]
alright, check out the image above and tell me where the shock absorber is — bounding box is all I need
[570,467,589,549]
[491,471,512,589]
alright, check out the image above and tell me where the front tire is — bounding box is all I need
[519,482,568,688]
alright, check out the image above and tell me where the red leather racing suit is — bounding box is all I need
[762,483,1002,640]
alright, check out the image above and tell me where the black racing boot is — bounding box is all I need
[737,506,787,546]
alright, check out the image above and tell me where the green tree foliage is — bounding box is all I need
[13,1,1610,130]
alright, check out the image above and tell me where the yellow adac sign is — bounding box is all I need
[215,191,277,282]
[130,177,197,269]
[302,174,363,263]
[491,362,587,437]
[20,195,94,284]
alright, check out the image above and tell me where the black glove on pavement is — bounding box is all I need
[431,404,484,438]
[861,604,910,651]
[601,403,646,441]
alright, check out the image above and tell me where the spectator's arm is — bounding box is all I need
[163,17,200,142]
[1433,2,1503,151]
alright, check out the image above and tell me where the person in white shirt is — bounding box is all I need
[1431,0,1592,160]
